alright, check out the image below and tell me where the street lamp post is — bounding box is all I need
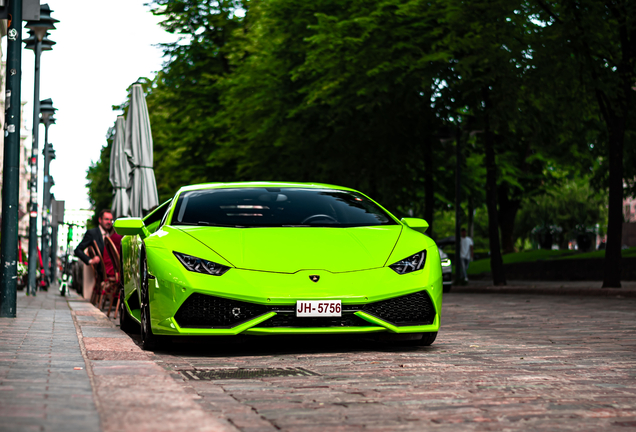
[24,4,58,295]
[39,98,56,284]
[0,0,23,317]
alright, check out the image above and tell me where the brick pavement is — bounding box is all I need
[0,289,100,432]
[0,289,236,432]
[68,293,237,432]
[3,285,636,431]
[152,293,636,431]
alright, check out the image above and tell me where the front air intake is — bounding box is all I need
[174,293,268,328]
[362,291,436,326]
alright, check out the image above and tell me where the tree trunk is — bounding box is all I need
[454,129,464,283]
[596,4,632,287]
[602,124,624,288]
[600,48,631,287]
[483,89,506,286]
[468,195,474,239]
[423,135,435,238]
[498,185,521,254]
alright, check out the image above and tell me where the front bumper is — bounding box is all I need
[144,245,443,336]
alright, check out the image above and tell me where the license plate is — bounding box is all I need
[296,300,342,317]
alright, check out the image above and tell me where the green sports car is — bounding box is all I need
[114,182,443,350]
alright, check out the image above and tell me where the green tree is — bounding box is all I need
[531,0,636,287]
[216,0,454,222]
[146,0,248,201]
[515,178,608,249]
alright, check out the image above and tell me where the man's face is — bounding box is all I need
[99,213,114,231]
[461,230,466,238]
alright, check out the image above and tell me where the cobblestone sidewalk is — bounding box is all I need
[0,289,236,432]
[153,293,636,431]
[0,289,99,432]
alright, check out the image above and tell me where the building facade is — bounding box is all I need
[56,209,92,255]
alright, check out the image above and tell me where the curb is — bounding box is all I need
[66,292,238,432]
[450,286,636,297]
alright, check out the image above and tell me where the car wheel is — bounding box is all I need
[119,284,136,333]
[420,332,437,346]
[139,247,165,351]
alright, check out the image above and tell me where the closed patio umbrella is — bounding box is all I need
[109,116,130,218]
[124,83,159,218]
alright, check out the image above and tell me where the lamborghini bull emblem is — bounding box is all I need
[309,275,320,283]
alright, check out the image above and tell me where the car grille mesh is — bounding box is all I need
[362,291,435,326]
[174,291,436,329]
[174,293,268,328]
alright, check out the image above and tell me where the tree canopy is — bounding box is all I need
[86,0,636,286]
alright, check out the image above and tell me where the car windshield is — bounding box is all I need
[171,187,396,228]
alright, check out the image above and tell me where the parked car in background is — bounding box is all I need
[439,248,452,292]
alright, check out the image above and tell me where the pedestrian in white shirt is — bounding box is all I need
[460,228,473,281]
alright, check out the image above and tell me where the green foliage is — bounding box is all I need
[469,246,636,275]
[214,0,455,214]
[468,249,576,275]
[84,0,633,278]
[433,207,490,250]
[556,246,636,260]
[514,178,608,248]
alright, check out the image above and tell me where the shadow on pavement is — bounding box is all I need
[124,330,440,358]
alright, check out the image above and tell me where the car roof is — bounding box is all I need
[177,182,358,194]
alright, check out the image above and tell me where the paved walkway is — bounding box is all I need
[149,293,636,431]
[2,282,636,431]
[0,289,99,432]
[0,289,235,432]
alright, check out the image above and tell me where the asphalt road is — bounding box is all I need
[137,293,636,431]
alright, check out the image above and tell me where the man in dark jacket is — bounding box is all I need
[75,209,115,270]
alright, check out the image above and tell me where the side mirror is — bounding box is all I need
[401,217,429,234]
[114,217,150,239]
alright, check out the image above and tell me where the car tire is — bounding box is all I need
[139,247,166,351]
[420,332,437,346]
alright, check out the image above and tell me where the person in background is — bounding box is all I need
[74,209,122,278]
[460,227,474,282]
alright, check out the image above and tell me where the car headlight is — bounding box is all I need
[389,250,427,274]
[173,252,230,276]
[441,258,451,267]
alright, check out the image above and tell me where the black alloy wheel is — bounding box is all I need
[139,247,163,350]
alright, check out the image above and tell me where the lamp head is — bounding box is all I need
[24,31,56,51]
[40,98,57,123]
[25,4,59,41]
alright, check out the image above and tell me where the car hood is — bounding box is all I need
[174,225,403,273]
